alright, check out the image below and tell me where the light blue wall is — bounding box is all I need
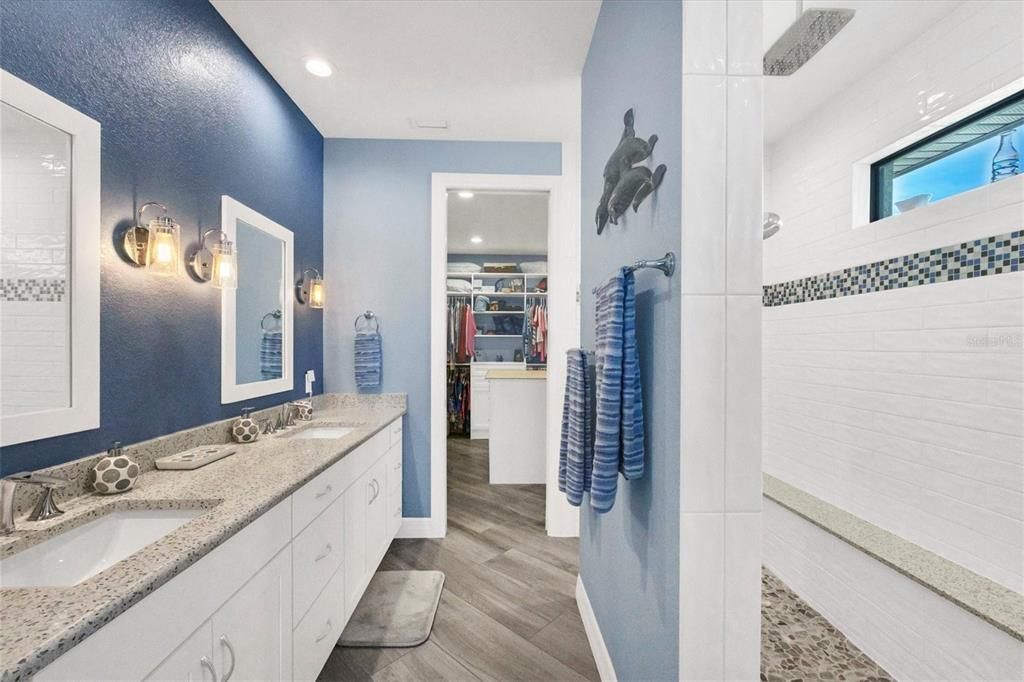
[323,140,561,517]
[579,1,682,679]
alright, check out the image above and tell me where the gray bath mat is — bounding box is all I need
[339,570,445,648]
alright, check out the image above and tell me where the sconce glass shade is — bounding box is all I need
[210,240,237,290]
[148,219,180,275]
[308,277,325,309]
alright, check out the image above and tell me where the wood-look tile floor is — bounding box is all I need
[319,437,600,682]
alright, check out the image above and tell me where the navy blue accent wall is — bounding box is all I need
[579,1,682,679]
[323,139,561,518]
[0,0,324,475]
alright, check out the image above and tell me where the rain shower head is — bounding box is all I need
[763,213,782,240]
[764,6,855,76]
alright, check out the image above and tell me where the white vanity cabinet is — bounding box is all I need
[36,416,404,682]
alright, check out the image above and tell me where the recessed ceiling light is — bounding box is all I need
[470,236,483,244]
[305,58,333,77]
[458,191,475,199]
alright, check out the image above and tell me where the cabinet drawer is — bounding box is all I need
[292,494,344,624]
[292,465,344,536]
[386,445,402,495]
[293,565,345,682]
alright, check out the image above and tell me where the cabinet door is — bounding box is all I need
[343,480,368,618]
[145,621,215,682]
[211,548,292,681]
[365,457,389,569]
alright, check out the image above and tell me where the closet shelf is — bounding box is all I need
[475,334,522,339]
[473,310,524,315]
[447,272,548,278]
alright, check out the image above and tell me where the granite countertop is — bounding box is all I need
[486,369,547,380]
[0,396,406,680]
[763,474,1024,642]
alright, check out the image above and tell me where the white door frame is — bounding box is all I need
[411,171,579,539]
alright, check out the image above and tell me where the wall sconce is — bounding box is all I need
[190,228,237,289]
[297,268,325,309]
[124,202,181,274]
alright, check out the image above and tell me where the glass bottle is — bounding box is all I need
[991,130,1020,182]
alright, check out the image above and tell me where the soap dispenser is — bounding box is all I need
[92,441,140,494]
[231,407,261,443]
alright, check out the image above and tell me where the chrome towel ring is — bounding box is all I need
[261,310,282,332]
[354,310,381,333]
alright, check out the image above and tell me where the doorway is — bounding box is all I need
[427,173,579,538]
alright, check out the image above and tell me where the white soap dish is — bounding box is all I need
[155,445,237,471]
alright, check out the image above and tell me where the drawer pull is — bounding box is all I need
[368,479,380,503]
[315,484,334,499]
[393,461,402,470]
[315,619,334,643]
[314,543,333,562]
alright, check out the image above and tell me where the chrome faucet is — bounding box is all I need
[1,471,69,534]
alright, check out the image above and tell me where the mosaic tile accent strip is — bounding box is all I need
[0,278,66,302]
[762,569,892,681]
[763,230,1022,307]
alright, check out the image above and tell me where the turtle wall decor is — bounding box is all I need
[596,108,667,235]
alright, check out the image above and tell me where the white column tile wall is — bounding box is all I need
[679,1,762,678]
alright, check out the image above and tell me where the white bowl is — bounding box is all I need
[895,193,932,213]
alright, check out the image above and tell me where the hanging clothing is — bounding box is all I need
[590,268,645,513]
[447,366,471,436]
[559,348,593,506]
[523,298,548,365]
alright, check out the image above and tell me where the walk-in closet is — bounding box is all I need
[445,188,549,485]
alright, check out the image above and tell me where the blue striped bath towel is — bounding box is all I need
[559,349,593,506]
[590,268,645,513]
[260,331,282,380]
[354,330,382,389]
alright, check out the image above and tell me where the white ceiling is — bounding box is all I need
[764,0,964,142]
[211,0,600,141]
[447,191,548,256]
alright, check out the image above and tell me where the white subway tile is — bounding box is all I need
[681,295,726,512]
[726,295,762,511]
[682,0,726,75]
[682,75,727,294]
[679,512,724,680]
[726,0,762,75]
[723,512,761,680]
[726,76,763,295]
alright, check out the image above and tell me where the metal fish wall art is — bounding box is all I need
[596,108,667,234]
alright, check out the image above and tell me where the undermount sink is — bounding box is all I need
[287,426,355,440]
[0,509,203,588]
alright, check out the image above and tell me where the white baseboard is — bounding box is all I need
[576,575,617,682]
[396,516,445,539]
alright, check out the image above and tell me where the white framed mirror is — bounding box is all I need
[0,69,100,446]
[220,196,294,404]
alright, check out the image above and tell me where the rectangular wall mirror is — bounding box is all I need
[0,69,100,446]
[220,195,294,404]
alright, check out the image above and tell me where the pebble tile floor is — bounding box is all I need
[320,438,891,681]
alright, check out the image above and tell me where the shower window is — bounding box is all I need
[870,90,1023,221]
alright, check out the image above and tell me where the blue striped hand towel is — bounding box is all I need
[590,268,645,513]
[559,348,593,506]
[354,330,382,389]
[260,331,282,380]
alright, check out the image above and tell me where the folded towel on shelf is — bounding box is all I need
[559,349,593,506]
[590,267,645,513]
[260,331,282,380]
[354,330,383,389]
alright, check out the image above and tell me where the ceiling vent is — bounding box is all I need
[409,119,450,130]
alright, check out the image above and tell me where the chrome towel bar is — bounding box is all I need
[593,252,675,293]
